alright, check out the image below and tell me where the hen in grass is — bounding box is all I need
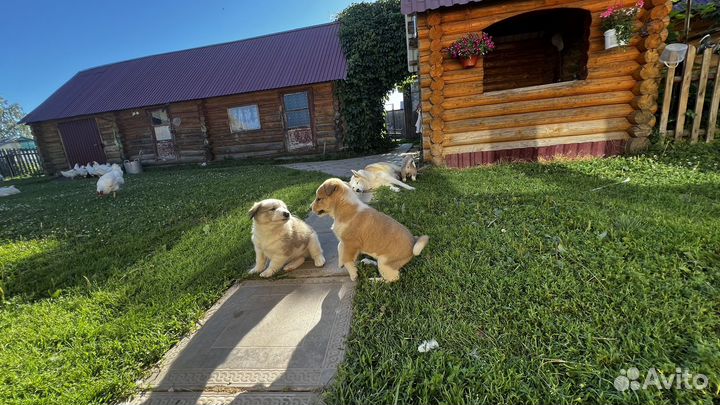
[96,163,125,198]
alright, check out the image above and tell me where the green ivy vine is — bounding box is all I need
[336,0,410,152]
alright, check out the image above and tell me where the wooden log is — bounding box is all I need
[634,79,660,96]
[706,57,720,143]
[444,104,633,134]
[649,4,672,19]
[691,48,713,143]
[588,61,640,80]
[634,63,662,81]
[629,124,653,138]
[442,132,630,156]
[431,130,445,144]
[443,77,635,108]
[631,94,657,110]
[646,19,666,35]
[639,49,660,64]
[628,110,655,125]
[675,45,697,140]
[443,91,634,122]
[444,118,630,146]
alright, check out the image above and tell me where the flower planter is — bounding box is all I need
[604,29,619,49]
[461,55,479,68]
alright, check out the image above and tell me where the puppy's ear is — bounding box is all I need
[322,182,338,197]
[248,202,262,218]
[351,169,362,177]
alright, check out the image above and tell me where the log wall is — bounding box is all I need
[416,0,672,166]
[30,81,341,174]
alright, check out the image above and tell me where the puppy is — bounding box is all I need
[400,155,417,182]
[248,199,325,278]
[349,162,415,193]
[311,178,429,282]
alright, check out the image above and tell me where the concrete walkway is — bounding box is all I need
[127,215,351,405]
[281,143,415,178]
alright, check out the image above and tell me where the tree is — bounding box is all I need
[336,0,410,152]
[0,97,32,141]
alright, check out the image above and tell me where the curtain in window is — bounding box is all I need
[229,105,261,132]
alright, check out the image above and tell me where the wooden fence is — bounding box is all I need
[0,148,43,178]
[659,45,720,142]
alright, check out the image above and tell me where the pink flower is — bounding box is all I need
[635,0,644,8]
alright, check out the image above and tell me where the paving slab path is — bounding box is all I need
[127,214,351,405]
[281,143,415,178]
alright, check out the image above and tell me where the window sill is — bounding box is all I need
[482,80,585,97]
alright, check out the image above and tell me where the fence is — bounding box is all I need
[0,148,43,178]
[659,45,720,142]
[385,108,405,136]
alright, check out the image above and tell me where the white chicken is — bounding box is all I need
[86,162,98,177]
[0,185,20,197]
[94,162,112,176]
[60,168,78,178]
[73,163,88,177]
[96,164,125,197]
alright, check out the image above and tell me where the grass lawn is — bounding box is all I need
[1,143,718,405]
[0,164,326,404]
[326,142,720,405]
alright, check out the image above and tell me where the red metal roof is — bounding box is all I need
[23,22,347,124]
[401,0,481,14]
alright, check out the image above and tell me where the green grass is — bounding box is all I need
[326,142,720,405]
[2,143,719,405]
[0,165,326,404]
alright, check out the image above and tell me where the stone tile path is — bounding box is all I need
[127,214,352,405]
[281,143,415,178]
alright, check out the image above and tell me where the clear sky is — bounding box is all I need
[0,0,357,115]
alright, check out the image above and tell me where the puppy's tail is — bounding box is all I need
[413,235,429,256]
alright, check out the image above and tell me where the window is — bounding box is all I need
[228,105,261,132]
[482,9,590,92]
[283,92,311,129]
[150,109,172,141]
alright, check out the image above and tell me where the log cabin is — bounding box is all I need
[401,0,672,167]
[21,23,347,174]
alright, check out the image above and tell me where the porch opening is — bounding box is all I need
[483,8,591,92]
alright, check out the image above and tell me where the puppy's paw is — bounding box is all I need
[348,273,358,282]
[248,266,260,274]
[259,270,275,278]
[314,255,326,267]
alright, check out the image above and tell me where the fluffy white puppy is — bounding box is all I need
[349,162,415,193]
[248,199,325,278]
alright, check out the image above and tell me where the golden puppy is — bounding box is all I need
[349,162,415,193]
[311,178,429,282]
[400,155,417,182]
[248,199,325,277]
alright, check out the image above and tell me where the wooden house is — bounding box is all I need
[401,0,672,167]
[21,23,347,174]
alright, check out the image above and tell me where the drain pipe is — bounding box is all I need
[684,0,693,42]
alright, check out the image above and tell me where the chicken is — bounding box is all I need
[85,162,97,177]
[60,168,78,178]
[73,163,88,177]
[0,186,20,197]
[96,164,125,197]
[93,162,112,176]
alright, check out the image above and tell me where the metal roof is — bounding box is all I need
[23,22,347,124]
[401,0,482,14]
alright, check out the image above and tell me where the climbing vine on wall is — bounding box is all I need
[336,0,410,152]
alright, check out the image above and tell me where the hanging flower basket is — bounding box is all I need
[600,0,644,49]
[446,32,495,68]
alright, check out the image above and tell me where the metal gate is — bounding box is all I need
[57,119,107,167]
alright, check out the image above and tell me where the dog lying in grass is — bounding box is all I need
[248,199,325,278]
[400,155,417,182]
[311,178,428,282]
[349,162,415,193]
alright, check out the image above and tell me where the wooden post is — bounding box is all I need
[675,45,697,141]
[690,48,713,143]
[658,65,676,138]
[706,57,720,143]
[426,11,446,166]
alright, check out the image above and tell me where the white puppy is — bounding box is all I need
[349,162,415,193]
[248,199,325,278]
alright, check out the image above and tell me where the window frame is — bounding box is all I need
[149,108,173,141]
[227,104,262,133]
[282,91,312,130]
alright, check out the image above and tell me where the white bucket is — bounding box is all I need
[604,29,619,49]
[124,160,143,174]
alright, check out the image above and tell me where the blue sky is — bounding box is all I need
[1,0,356,114]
